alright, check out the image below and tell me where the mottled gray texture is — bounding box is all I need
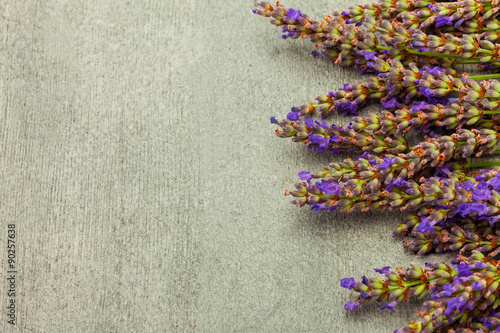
[0,1,455,332]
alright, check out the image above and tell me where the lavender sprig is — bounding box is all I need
[394,214,500,256]
[341,261,456,311]
[288,166,500,230]
[344,251,500,332]
[273,116,409,154]
[350,101,500,136]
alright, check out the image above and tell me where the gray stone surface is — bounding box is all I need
[0,1,455,332]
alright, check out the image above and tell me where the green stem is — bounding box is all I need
[469,74,500,80]
[466,160,500,168]
[482,110,500,114]
[402,47,466,60]
[456,60,484,65]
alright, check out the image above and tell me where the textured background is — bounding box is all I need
[0,1,456,332]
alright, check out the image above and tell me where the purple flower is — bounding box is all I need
[420,87,434,98]
[472,188,491,201]
[344,301,359,311]
[286,8,302,21]
[473,281,483,290]
[475,261,487,269]
[386,179,409,192]
[380,301,397,312]
[488,174,500,190]
[435,16,453,28]
[435,165,451,177]
[341,277,356,290]
[379,158,394,169]
[287,112,300,121]
[311,50,322,58]
[460,181,475,191]
[425,66,445,77]
[411,41,425,48]
[360,291,370,299]
[340,101,358,115]
[374,266,391,274]
[454,18,465,28]
[355,152,372,161]
[329,134,342,143]
[363,51,377,61]
[445,296,465,315]
[304,117,314,128]
[361,276,369,285]
[412,101,429,111]
[457,263,471,277]
[381,98,400,109]
[298,171,312,181]
[462,202,489,217]
[270,116,279,124]
[317,179,340,195]
[416,216,433,233]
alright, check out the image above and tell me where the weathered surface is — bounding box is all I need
[0,1,454,332]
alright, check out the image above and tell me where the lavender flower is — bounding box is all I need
[394,214,500,256]
[273,117,409,154]
[344,251,500,332]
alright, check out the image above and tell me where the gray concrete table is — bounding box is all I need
[0,1,455,332]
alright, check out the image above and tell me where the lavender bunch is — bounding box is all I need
[342,251,500,332]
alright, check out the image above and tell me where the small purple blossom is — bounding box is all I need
[425,66,445,77]
[270,116,279,124]
[386,179,408,192]
[421,87,434,98]
[311,50,322,58]
[344,301,359,311]
[416,216,433,233]
[304,117,314,128]
[286,8,302,21]
[380,301,397,312]
[381,98,400,109]
[363,51,377,61]
[317,179,340,195]
[355,152,372,161]
[454,18,465,28]
[445,296,466,316]
[435,16,453,28]
[374,266,391,274]
[473,281,483,290]
[379,158,394,169]
[329,134,342,143]
[412,101,428,111]
[472,188,491,201]
[341,277,356,290]
[298,171,312,181]
[457,263,471,277]
[286,112,300,121]
[488,174,500,190]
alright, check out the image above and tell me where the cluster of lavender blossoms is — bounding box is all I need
[255,1,500,331]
